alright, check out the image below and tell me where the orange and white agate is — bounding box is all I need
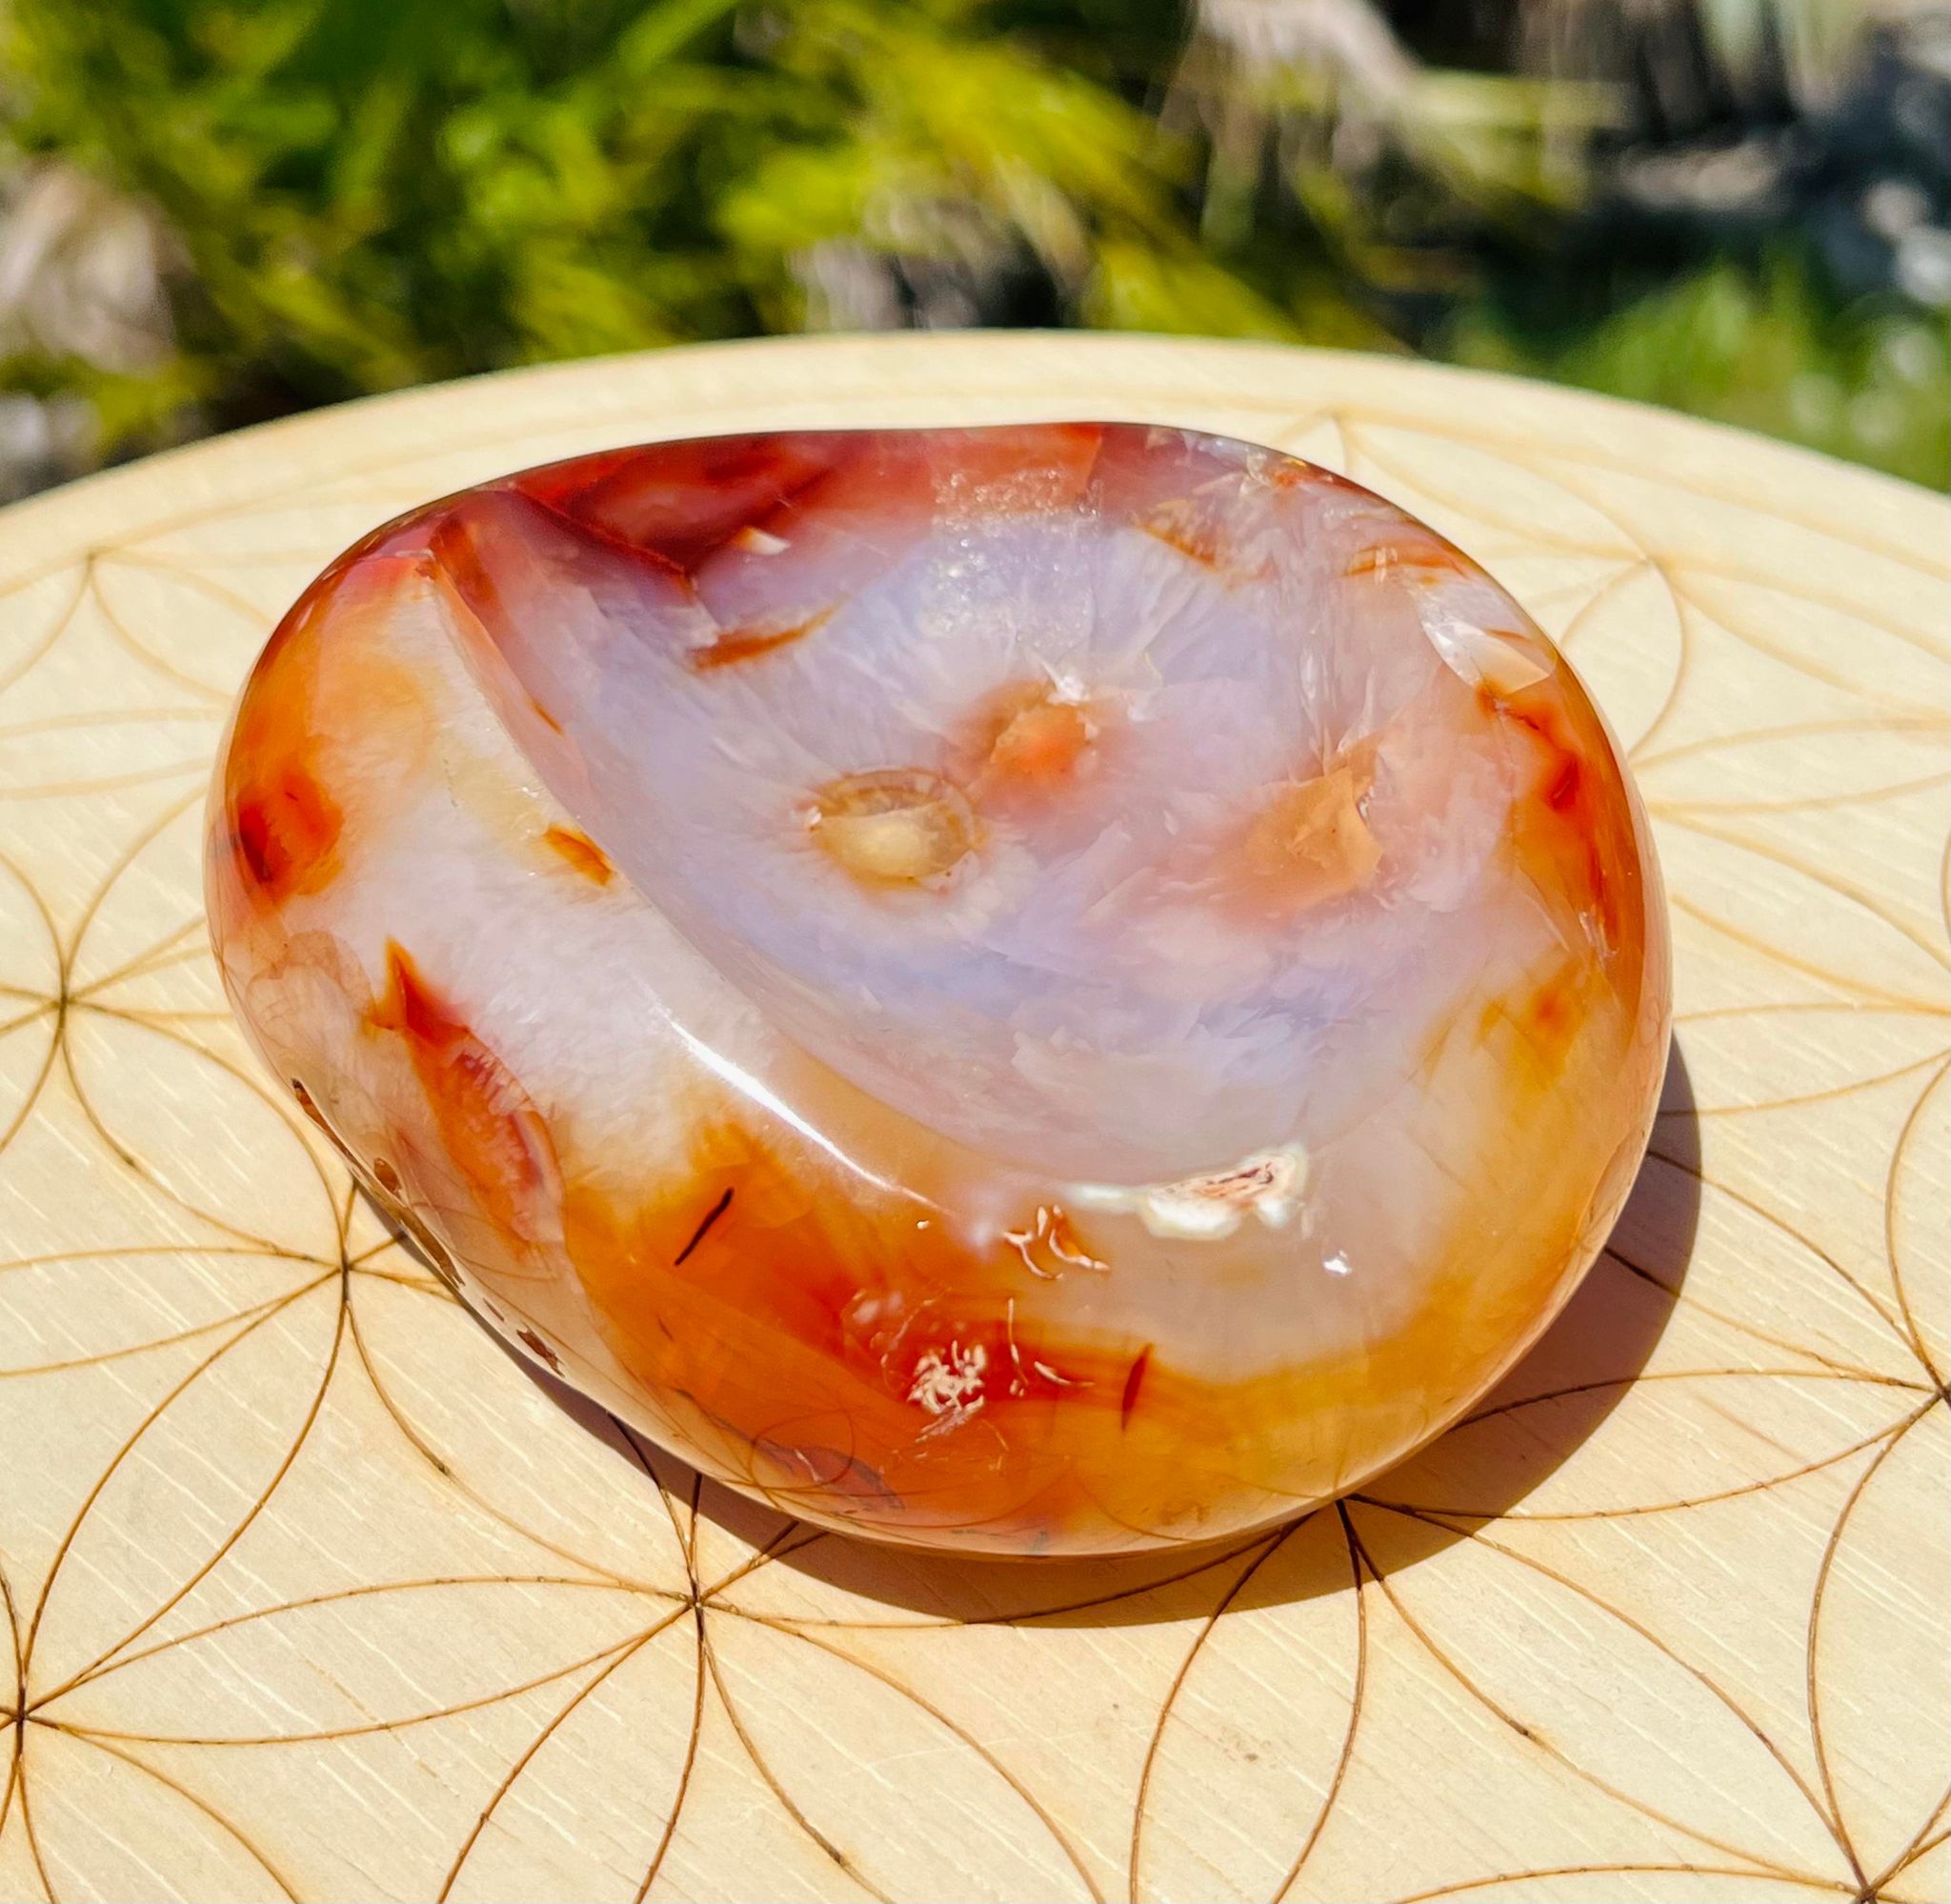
[206,424,1670,1555]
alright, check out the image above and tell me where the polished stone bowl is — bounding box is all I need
[207,423,1670,1554]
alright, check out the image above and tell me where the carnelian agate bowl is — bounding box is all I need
[207,423,1671,1555]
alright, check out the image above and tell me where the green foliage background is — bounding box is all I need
[1,0,1945,487]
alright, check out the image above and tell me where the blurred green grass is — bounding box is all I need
[0,0,1944,491]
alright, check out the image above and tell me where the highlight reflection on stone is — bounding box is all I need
[207,424,1671,1555]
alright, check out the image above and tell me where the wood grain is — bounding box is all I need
[0,332,1944,1904]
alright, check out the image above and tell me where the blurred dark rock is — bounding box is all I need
[1598,14,1951,308]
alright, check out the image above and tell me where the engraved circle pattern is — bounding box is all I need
[0,334,1944,1903]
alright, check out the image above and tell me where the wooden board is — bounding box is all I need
[0,333,1944,1904]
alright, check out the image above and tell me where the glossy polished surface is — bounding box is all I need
[206,423,1670,1554]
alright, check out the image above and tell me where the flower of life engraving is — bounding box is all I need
[0,335,1944,1904]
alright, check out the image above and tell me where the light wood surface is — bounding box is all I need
[0,332,1944,1904]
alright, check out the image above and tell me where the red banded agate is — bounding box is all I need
[207,424,1670,1554]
